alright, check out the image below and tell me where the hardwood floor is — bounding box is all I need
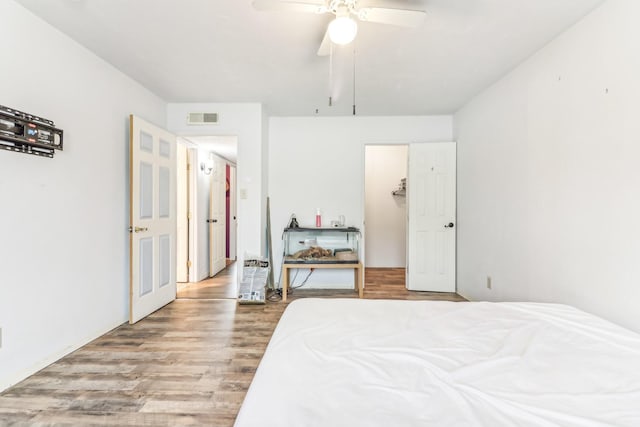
[286,267,465,302]
[177,262,238,300]
[364,267,465,301]
[0,267,464,426]
[0,300,282,426]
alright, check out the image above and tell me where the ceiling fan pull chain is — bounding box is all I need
[329,43,334,107]
[352,45,356,116]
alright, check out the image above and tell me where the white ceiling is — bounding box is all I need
[183,135,238,163]
[16,0,603,116]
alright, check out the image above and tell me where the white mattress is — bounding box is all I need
[235,299,640,427]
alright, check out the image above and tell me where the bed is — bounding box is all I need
[235,299,640,427]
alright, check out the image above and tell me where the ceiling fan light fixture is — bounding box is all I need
[328,16,358,45]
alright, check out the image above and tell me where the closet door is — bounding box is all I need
[407,142,456,292]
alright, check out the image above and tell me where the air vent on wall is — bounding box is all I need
[187,112,218,125]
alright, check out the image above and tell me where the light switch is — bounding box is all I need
[240,188,248,199]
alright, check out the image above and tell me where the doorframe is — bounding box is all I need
[174,138,199,283]
[176,140,190,283]
[187,147,198,282]
[178,134,238,283]
[361,141,411,289]
[229,164,237,260]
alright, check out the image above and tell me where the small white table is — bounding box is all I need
[282,262,363,302]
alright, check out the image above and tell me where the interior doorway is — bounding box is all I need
[175,135,239,299]
[364,145,408,289]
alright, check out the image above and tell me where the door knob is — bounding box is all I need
[134,226,148,233]
[207,219,218,223]
[444,222,454,228]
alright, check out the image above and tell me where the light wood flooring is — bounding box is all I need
[0,266,464,426]
[177,262,238,300]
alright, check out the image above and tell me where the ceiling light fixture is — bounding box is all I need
[328,7,357,45]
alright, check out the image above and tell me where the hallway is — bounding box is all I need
[177,262,237,300]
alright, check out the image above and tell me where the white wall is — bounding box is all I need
[269,116,452,288]
[0,1,166,391]
[364,146,408,268]
[166,104,266,266]
[454,0,640,332]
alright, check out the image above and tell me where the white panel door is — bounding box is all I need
[407,142,456,292]
[209,155,226,276]
[129,115,177,324]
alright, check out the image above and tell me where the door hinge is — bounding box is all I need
[187,212,191,220]
[187,162,191,171]
[187,260,192,268]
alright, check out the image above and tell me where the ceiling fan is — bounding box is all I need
[252,0,426,56]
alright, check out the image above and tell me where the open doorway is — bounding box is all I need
[175,135,239,299]
[364,145,408,291]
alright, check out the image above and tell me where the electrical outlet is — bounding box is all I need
[486,276,492,290]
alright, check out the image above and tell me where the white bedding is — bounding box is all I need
[235,299,640,427]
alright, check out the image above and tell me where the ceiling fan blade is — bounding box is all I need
[357,7,426,27]
[252,0,327,14]
[317,27,331,56]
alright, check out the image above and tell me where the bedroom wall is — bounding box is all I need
[166,103,266,266]
[364,145,408,268]
[0,0,166,391]
[269,116,452,288]
[454,0,640,331]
